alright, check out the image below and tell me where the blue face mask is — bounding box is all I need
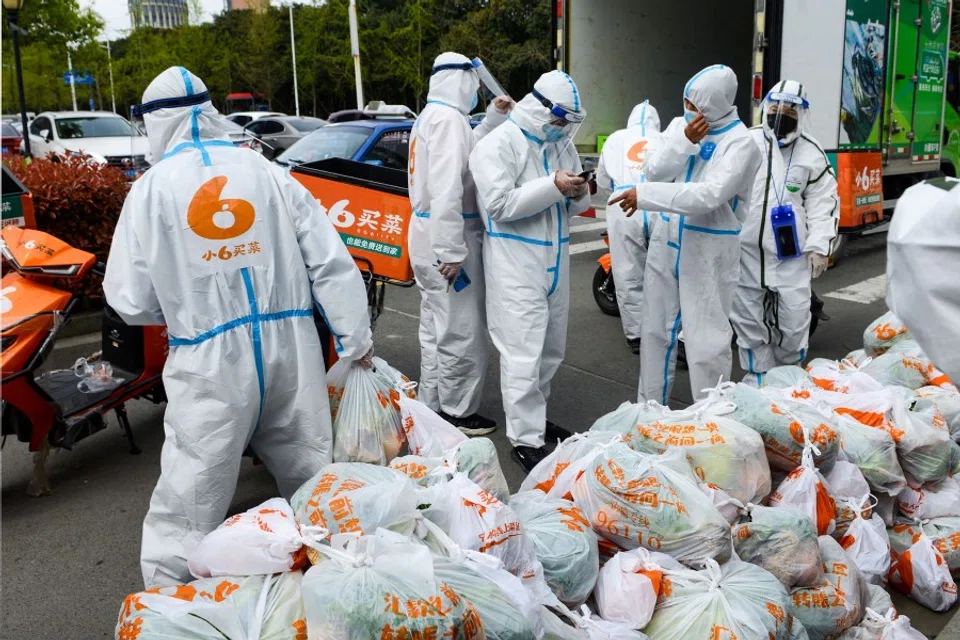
[542,123,567,143]
[683,108,698,123]
[469,92,479,112]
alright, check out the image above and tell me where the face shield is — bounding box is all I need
[763,90,808,145]
[532,88,585,145]
[471,58,511,103]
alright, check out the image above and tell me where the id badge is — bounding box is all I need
[770,203,801,261]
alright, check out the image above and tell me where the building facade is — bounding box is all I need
[129,0,188,29]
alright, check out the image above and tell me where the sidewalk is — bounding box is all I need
[940,613,960,639]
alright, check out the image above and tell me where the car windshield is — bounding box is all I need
[276,126,371,166]
[56,117,138,139]
[2,123,18,136]
[288,119,324,132]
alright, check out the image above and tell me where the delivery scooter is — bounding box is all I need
[1,225,168,495]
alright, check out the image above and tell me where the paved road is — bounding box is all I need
[2,216,954,638]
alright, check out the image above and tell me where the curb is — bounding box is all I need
[61,310,101,339]
[939,613,960,639]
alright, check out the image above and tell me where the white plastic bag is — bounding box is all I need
[510,491,599,607]
[762,365,816,390]
[116,572,305,640]
[914,386,960,442]
[897,477,960,520]
[642,558,800,639]
[863,312,912,356]
[827,459,872,538]
[521,431,623,500]
[890,395,952,486]
[834,414,907,498]
[890,517,960,580]
[588,401,668,437]
[546,604,650,640]
[769,445,838,536]
[594,548,672,629]
[74,356,124,393]
[837,498,890,586]
[390,437,511,505]
[788,536,869,640]
[302,530,485,639]
[733,504,824,588]
[699,482,744,525]
[188,498,313,578]
[888,524,958,612]
[327,356,412,464]
[571,443,731,566]
[399,393,468,457]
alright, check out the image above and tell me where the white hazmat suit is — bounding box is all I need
[407,52,507,421]
[104,67,372,588]
[596,101,662,344]
[470,70,591,448]
[732,81,839,383]
[621,65,762,405]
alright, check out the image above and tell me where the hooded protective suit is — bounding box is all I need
[732,81,839,383]
[104,67,372,588]
[631,65,762,404]
[469,70,591,448]
[596,101,662,342]
[408,52,508,418]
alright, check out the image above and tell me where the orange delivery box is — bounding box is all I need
[291,158,414,284]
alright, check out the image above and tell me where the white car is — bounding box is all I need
[24,111,152,176]
[225,111,285,127]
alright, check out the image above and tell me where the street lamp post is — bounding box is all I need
[2,0,31,158]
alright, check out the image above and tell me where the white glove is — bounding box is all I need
[437,261,463,283]
[359,346,375,370]
[809,252,829,279]
[554,170,586,197]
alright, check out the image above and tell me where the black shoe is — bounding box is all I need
[545,421,572,443]
[627,338,641,354]
[677,341,688,369]
[512,445,550,473]
[438,411,497,437]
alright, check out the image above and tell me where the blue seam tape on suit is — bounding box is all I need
[241,267,265,428]
[168,309,312,346]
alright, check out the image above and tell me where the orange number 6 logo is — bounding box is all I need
[626,140,648,164]
[187,176,255,240]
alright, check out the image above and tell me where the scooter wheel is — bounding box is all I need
[592,265,620,317]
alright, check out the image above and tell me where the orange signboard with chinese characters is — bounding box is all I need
[292,160,413,284]
[835,151,884,231]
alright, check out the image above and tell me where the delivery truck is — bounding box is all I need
[553,0,953,253]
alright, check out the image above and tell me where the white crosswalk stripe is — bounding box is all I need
[568,213,608,255]
[569,239,609,255]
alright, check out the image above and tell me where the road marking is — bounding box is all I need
[824,274,887,305]
[569,239,608,255]
[569,221,607,234]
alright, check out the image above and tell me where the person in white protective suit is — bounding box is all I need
[611,65,762,406]
[470,70,591,472]
[104,67,373,588]
[732,80,839,384]
[408,52,514,435]
[596,100,662,354]
[888,179,960,384]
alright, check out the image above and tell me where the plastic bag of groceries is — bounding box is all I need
[890,393,953,486]
[769,444,838,536]
[845,349,873,367]
[421,473,541,581]
[290,463,422,563]
[724,383,840,473]
[115,573,305,640]
[621,399,771,504]
[588,401,670,437]
[326,356,414,464]
[521,431,623,500]
[839,608,927,640]
[642,558,801,639]
[914,386,960,442]
[732,504,824,588]
[833,414,907,498]
[188,498,316,578]
[837,497,890,586]
[390,437,511,504]
[866,583,895,618]
[571,443,731,566]
[789,536,869,639]
[699,482,744,525]
[897,477,960,520]
[762,365,816,390]
[302,530,485,639]
[594,548,681,629]
[509,491,598,607]
[807,358,884,394]
[860,343,955,391]
[864,311,912,356]
[540,604,650,639]
[888,522,958,611]
[399,392,467,457]
[891,517,960,578]
[827,458,872,538]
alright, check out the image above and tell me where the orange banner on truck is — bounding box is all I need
[292,172,414,283]
[835,151,884,231]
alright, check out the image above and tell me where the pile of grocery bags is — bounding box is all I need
[115,312,958,639]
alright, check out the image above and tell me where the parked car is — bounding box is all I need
[2,123,23,155]
[225,111,285,127]
[24,111,151,177]
[275,119,413,171]
[242,116,325,160]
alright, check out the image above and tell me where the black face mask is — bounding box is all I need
[767,113,798,140]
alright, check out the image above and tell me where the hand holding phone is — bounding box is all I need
[578,169,595,181]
